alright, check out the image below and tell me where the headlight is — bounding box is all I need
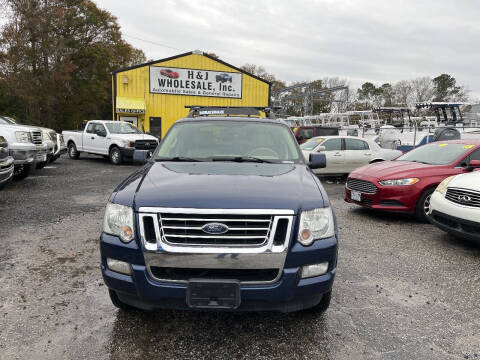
[15,131,31,143]
[103,202,135,243]
[378,178,420,186]
[435,176,455,195]
[298,207,335,246]
[121,140,134,148]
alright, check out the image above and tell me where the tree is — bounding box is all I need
[432,74,468,102]
[0,0,146,130]
[240,63,285,93]
[393,80,412,106]
[410,77,434,104]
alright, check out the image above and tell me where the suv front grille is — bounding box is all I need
[159,213,273,246]
[150,267,279,282]
[135,139,158,150]
[347,178,377,194]
[446,188,480,208]
[31,131,43,145]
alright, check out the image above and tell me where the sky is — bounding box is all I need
[98,0,479,98]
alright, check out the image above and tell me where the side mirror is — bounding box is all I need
[309,153,326,169]
[316,145,326,152]
[467,159,480,171]
[97,130,107,137]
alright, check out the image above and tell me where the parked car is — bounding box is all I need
[100,113,337,313]
[63,120,159,165]
[301,136,402,175]
[52,133,67,162]
[36,128,56,169]
[428,171,480,243]
[345,140,480,221]
[160,69,179,79]
[0,119,48,179]
[215,73,232,83]
[0,135,14,189]
[292,126,339,144]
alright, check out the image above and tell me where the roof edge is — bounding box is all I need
[112,51,272,85]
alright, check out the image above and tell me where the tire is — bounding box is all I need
[307,290,332,314]
[108,289,135,311]
[13,164,31,180]
[109,146,122,165]
[415,187,435,222]
[68,142,80,159]
[35,161,47,170]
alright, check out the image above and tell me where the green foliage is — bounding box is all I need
[0,0,146,131]
[432,74,464,102]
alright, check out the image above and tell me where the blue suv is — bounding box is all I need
[100,107,338,312]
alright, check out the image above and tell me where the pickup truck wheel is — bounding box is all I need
[109,146,122,165]
[307,290,332,313]
[108,289,135,311]
[68,143,80,159]
[13,164,31,180]
[415,188,435,222]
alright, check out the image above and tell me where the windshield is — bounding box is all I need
[156,121,302,163]
[396,142,475,165]
[105,122,141,134]
[300,137,324,151]
[0,117,15,124]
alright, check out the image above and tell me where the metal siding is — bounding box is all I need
[115,54,269,137]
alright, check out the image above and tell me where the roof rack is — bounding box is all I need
[185,106,282,119]
[373,107,411,113]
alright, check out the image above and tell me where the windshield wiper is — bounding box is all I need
[410,160,431,164]
[211,156,276,163]
[156,156,205,162]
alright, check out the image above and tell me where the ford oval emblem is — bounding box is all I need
[201,222,229,235]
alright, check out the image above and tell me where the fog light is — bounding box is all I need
[301,262,329,278]
[107,258,131,275]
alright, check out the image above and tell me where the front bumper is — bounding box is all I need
[100,233,337,312]
[9,143,47,165]
[427,191,480,243]
[120,148,153,163]
[344,177,417,213]
[0,156,14,184]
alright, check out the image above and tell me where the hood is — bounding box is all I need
[110,133,158,142]
[351,160,447,180]
[448,171,480,191]
[112,162,328,214]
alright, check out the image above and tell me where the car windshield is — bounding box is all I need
[156,120,302,163]
[300,138,324,151]
[396,142,475,165]
[105,122,141,134]
[0,117,15,124]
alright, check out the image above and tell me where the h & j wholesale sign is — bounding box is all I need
[149,66,242,98]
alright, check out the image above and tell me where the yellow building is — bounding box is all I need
[112,50,271,138]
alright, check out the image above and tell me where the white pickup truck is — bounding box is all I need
[62,120,159,165]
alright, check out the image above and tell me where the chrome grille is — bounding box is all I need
[160,213,273,246]
[446,188,480,208]
[31,130,43,145]
[347,178,377,194]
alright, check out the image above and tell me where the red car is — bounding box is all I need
[160,69,179,79]
[345,140,480,221]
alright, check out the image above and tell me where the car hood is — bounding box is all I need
[0,124,41,132]
[350,160,446,180]
[110,133,158,142]
[112,162,328,213]
[448,171,480,191]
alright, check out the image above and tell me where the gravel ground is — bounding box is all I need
[1,155,480,359]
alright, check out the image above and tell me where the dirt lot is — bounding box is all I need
[1,155,480,359]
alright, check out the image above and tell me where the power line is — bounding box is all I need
[124,34,186,52]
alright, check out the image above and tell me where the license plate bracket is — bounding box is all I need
[187,279,241,309]
[351,191,362,202]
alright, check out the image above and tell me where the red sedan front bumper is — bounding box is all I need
[344,175,420,214]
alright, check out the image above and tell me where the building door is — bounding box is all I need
[149,117,162,139]
[120,116,138,127]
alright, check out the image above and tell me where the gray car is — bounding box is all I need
[0,135,14,189]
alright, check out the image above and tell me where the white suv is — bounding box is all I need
[428,170,480,243]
